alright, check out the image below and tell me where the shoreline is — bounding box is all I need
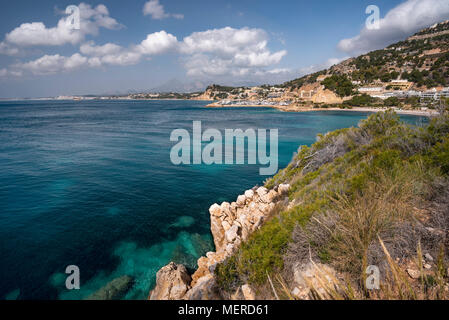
[0,98,214,102]
[206,103,439,117]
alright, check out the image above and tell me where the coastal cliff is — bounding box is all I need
[150,111,449,300]
[149,184,291,300]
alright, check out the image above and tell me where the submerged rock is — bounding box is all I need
[171,245,197,270]
[149,262,191,300]
[85,275,134,300]
[190,233,214,258]
[150,182,290,300]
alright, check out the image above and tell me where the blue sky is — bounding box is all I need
[0,0,448,98]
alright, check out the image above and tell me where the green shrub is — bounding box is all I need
[384,97,401,107]
[345,94,375,107]
[428,137,449,174]
[322,75,354,97]
[216,112,449,297]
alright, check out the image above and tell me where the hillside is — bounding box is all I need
[285,20,449,90]
[211,111,449,299]
[150,110,449,300]
[148,21,449,301]
[200,21,449,111]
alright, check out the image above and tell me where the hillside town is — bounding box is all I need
[36,21,449,114]
[201,20,449,112]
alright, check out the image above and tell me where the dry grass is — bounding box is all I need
[327,170,415,279]
[217,113,449,300]
[278,238,448,300]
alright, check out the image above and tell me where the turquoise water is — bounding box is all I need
[0,100,426,300]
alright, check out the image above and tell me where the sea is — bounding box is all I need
[0,99,427,300]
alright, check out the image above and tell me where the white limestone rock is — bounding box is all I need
[209,203,222,217]
[241,284,256,300]
[244,189,255,200]
[236,195,246,206]
[225,224,240,243]
[278,184,290,195]
[256,187,268,198]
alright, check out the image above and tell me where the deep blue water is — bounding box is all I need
[0,100,427,300]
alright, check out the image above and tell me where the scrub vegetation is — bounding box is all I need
[215,110,449,299]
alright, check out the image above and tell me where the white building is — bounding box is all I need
[358,87,384,93]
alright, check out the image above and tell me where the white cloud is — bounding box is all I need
[338,0,449,55]
[0,68,23,78]
[9,26,286,81]
[80,41,142,66]
[80,41,123,56]
[14,29,180,74]
[96,51,142,66]
[266,68,291,74]
[137,31,179,55]
[6,21,84,46]
[15,49,140,75]
[180,27,287,77]
[16,53,88,75]
[143,0,184,20]
[0,42,20,56]
[3,3,122,48]
[9,70,23,77]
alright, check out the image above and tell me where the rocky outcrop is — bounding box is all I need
[184,274,221,300]
[149,184,291,300]
[241,284,256,300]
[191,88,215,101]
[86,275,134,300]
[311,88,343,104]
[149,262,191,300]
[291,262,338,300]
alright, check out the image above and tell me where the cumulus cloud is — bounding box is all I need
[179,27,287,77]
[94,51,142,67]
[80,41,123,56]
[143,0,184,20]
[0,68,23,78]
[15,53,88,75]
[3,3,122,48]
[80,31,178,67]
[15,29,180,74]
[137,31,179,55]
[16,49,139,75]
[11,26,287,81]
[0,42,20,56]
[81,41,141,66]
[338,0,449,55]
[265,68,291,74]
